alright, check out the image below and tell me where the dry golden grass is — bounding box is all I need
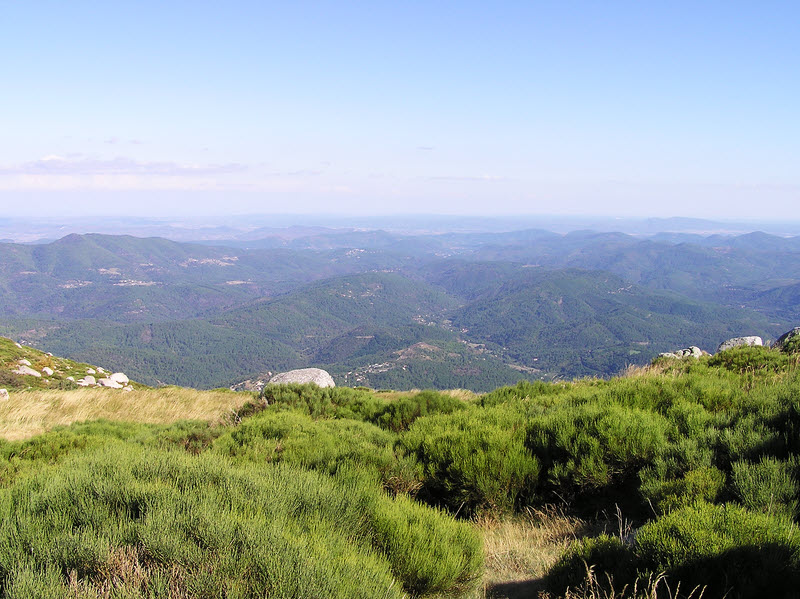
[460,507,586,599]
[0,386,257,441]
[442,388,480,402]
[374,388,479,402]
[459,507,703,599]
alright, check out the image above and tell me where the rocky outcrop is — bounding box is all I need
[18,359,31,367]
[97,378,123,389]
[14,365,41,377]
[659,346,704,360]
[77,375,96,387]
[268,368,335,388]
[42,366,54,376]
[109,372,129,385]
[772,327,800,351]
[230,372,273,392]
[717,336,763,352]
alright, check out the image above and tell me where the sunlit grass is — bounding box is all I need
[0,386,256,441]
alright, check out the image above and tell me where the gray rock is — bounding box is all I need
[269,368,335,388]
[717,336,763,353]
[18,359,31,366]
[97,367,106,374]
[42,366,54,376]
[66,376,75,381]
[772,327,800,350]
[122,385,134,392]
[659,346,704,360]
[109,372,129,385]
[13,365,41,377]
[230,373,272,392]
[0,389,8,401]
[86,368,96,375]
[97,378,123,389]
[77,375,96,386]
[14,343,22,348]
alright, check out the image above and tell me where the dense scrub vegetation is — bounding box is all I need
[2,343,800,597]
[1,249,787,389]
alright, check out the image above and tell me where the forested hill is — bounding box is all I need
[0,230,796,389]
[1,268,783,390]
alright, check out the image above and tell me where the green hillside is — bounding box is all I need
[0,234,415,321]
[447,268,784,377]
[1,267,785,389]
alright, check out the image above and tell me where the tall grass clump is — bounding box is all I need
[0,444,482,597]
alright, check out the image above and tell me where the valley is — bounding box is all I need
[0,226,796,390]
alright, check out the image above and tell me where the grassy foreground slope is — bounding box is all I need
[2,338,800,597]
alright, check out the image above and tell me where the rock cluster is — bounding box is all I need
[76,371,132,391]
[230,373,273,392]
[658,346,705,360]
[659,328,800,363]
[14,364,42,377]
[8,358,132,392]
[268,368,335,388]
[3,339,133,391]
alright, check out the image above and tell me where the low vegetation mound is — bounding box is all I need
[2,341,800,597]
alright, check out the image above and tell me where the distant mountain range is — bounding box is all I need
[0,227,796,390]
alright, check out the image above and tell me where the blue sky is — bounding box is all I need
[1,1,798,218]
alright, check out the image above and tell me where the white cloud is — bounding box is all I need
[0,156,250,191]
[0,155,247,177]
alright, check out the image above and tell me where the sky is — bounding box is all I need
[1,1,798,219]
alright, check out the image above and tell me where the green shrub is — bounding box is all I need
[526,403,670,499]
[401,405,539,515]
[640,465,725,513]
[709,345,794,374]
[636,502,800,597]
[374,389,466,432]
[717,414,781,464]
[370,492,483,595]
[479,379,570,407]
[731,456,799,518]
[781,335,800,354]
[213,410,421,491]
[259,383,385,422]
